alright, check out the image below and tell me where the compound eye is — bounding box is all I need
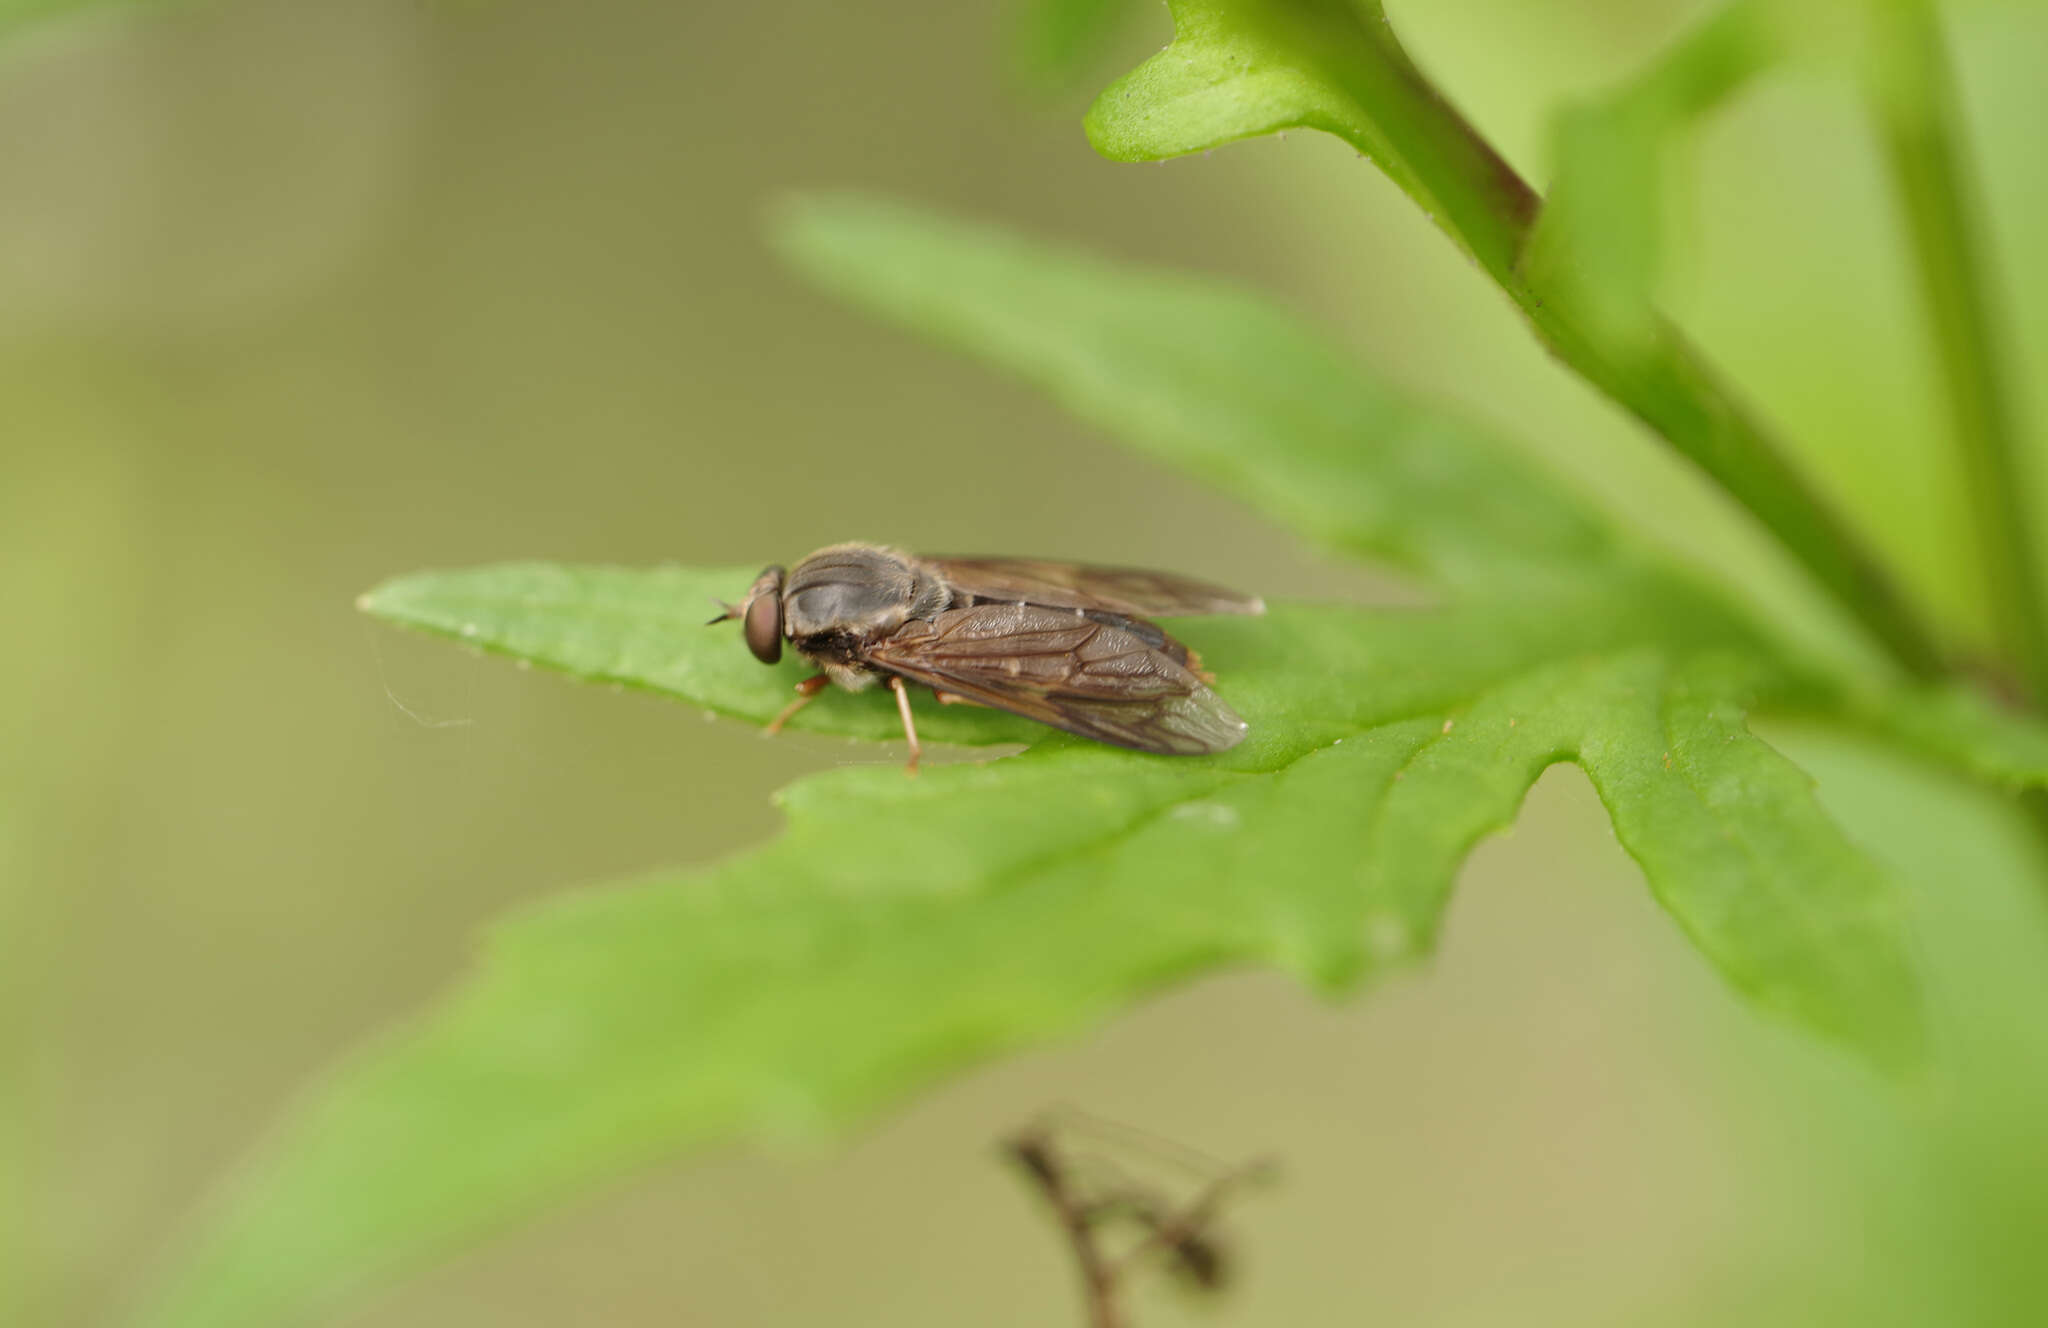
[743,573,785,664]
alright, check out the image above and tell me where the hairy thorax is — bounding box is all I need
[783,544,950,691]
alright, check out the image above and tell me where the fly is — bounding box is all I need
[708,543,1263,772]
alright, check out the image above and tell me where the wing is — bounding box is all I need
[863,602,1249,755]
[922,556,1264,619]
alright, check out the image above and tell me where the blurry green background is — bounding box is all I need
[7,0,2048,1324]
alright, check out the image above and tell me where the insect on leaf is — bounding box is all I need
[135,198,1932,1326]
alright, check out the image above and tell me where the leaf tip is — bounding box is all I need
[354,570,438,627]
[355,577,406,621]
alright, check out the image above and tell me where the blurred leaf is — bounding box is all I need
[771,193,1618,596]
[138,199,1939,1325]
[1861,683,2048,790]
[1521,0,1788,351]
[1008,0,1134,89]
[1863,0,2048,700]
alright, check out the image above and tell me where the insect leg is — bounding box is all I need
[932,690,988,708]
[889,675,921,774]
[765,674,829,735]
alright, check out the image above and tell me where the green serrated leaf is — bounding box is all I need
[1584,652,1920,1057]
[140,567,1920,1326]
[138,196,1934,1324]
[1377,650,1920,1064]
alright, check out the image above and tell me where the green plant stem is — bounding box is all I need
[1344,11,1946,681]
[1513,296,1950,678]
[1867,0,2048,703]
[1093,1,1949,680]
[1860,0,2048,900]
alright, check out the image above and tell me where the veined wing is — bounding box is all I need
[863,602,1249,755]
[922,556,1264,619]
